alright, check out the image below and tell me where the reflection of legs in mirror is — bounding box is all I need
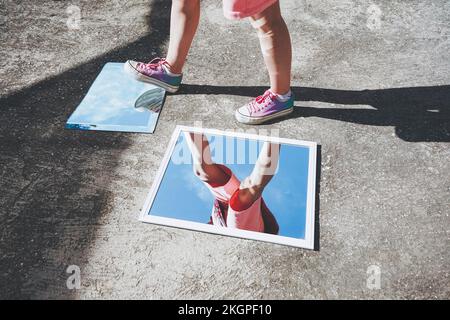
[241,141,280,202]
[226,142,280,232]
[183,132,230,187]
[184,132,280,234]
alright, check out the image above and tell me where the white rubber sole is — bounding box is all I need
[235,107,294,124]
[124,61,180,93]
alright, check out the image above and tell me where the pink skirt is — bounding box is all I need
[223,0,278,20]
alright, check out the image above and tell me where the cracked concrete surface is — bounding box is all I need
[0,0,449,299]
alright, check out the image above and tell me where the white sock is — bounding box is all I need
[162,64,182,76]
[270,89,292,102]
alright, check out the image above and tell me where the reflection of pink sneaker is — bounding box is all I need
[124,58,182,93]
[235,89,294,124]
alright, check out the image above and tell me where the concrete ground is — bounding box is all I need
[0,0,449,299]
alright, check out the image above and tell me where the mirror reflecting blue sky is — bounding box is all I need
[66,63,164,133]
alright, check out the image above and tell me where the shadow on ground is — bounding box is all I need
[314,145,321,251]
[0,0,171,299]
[179,84,450,142]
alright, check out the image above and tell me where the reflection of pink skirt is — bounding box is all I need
[223,0,278,20]
[204,164,279,235]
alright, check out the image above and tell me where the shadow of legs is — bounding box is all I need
[179,84,450,142]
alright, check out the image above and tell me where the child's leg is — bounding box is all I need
[250,1,291,95]
[165,0,201,74]
[124,0,199,92]
[183,132,230,186]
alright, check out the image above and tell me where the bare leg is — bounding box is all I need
[165,0,201,73]
[183,132,230,186]
[250,1,292,95]
[236,142,280,207]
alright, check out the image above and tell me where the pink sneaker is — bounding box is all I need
[235,90,294,124]
[124,58,182,93]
